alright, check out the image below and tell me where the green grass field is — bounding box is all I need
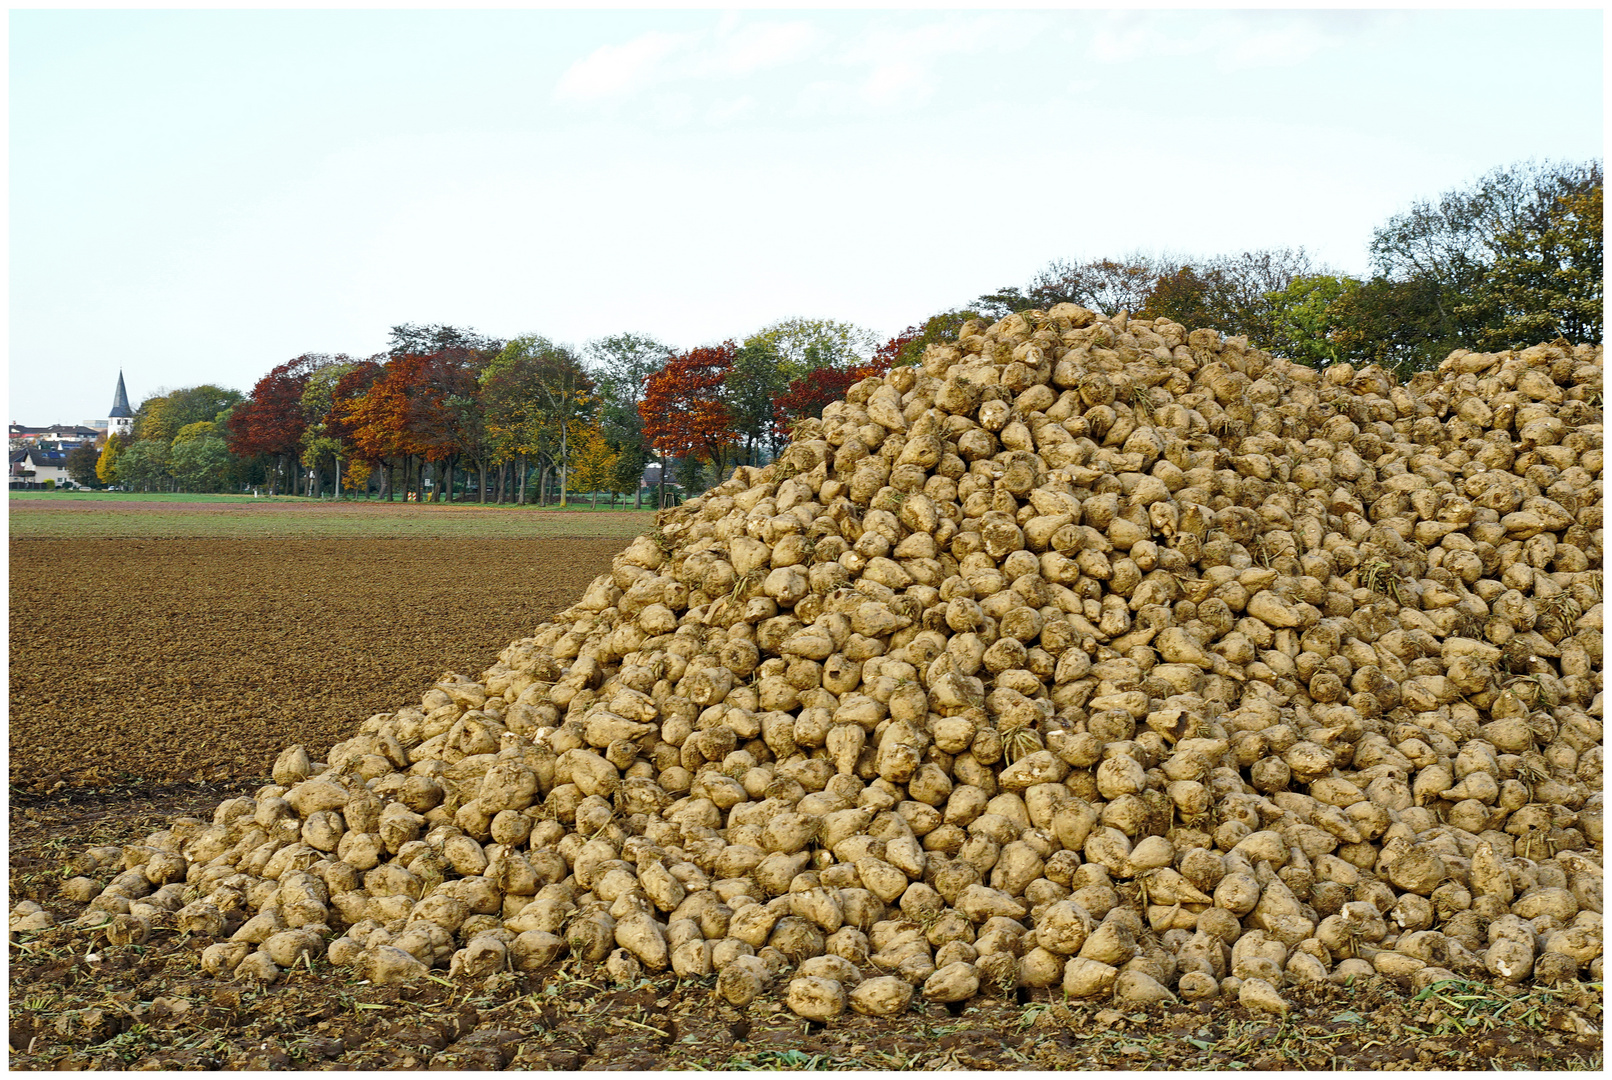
[7,491,659,540]
[10,491,261,503]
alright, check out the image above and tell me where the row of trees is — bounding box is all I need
[87,384,247,492]
[87,318,913,503]
[973,159,1601,375]
[82,158,1599,499]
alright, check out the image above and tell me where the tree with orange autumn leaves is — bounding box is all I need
[328,350,482,501]
[639,342,740,502]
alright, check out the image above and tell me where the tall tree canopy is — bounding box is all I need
[725,338,788,463]
[479,335,594,504]
[585,332,671,484]
[1460,175,1603,349]
[227,355,328,493]
[134,384,244,445]
[641,342,738,476]
[1361,159,1603,368]
[388,323,504,358]
[744,317,880,381]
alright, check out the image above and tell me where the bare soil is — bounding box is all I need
[9,535,623,792]
[7,524,1603,1070]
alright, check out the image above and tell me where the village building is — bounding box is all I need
[106,371,135,439]
[8,423,102,447]
[9,372,135,487]
[9,446,75,486]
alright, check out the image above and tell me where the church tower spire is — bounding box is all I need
[107,371,134,438]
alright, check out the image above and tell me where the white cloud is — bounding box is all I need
[710,21,821,77]
[1082,10,1387,72]
[552,18,822,107]
[704,95,757,127]
[792,13,1029,116]
[557,13,1031,121]
[553,30,697,102]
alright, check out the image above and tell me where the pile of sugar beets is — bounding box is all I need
[37,307,1604,1020]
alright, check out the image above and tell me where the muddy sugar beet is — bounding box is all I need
[44,307,1604,1017]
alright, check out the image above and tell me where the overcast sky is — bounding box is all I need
[8,5,1604,427]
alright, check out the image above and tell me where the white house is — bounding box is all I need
[10,446,76,486]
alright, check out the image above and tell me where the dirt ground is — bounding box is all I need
[7,515,1604,1070]
[9,534,630,791]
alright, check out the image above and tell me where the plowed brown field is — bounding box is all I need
[7,497,1602,1070]
[10,533,620,791]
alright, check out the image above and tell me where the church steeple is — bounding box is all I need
[107,371,134,438]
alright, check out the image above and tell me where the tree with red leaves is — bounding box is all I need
[640,342,738,506]
[771,353,892,439]
[227,354,326,494]
[402,350,482,501]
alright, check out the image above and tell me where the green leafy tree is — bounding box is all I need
[481,336,593,505]
[585,333,671,509]
[66,443,102,487]
[745,317,879,381]
[297,360,360,497]
[1259,274,1358,367]
[725,338,787,463]
[1460,179,1603,349]
[1365,159,1602,367]
[1326,275,1454,377]
[170,423,232,492]
[675,454,706,499]
[972,284,1035,321]
[608,442,649,506]
[134,384,244,445]
[115,439,171,492]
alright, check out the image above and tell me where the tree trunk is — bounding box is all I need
[516,456,527,504]
[478,460,487,504]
